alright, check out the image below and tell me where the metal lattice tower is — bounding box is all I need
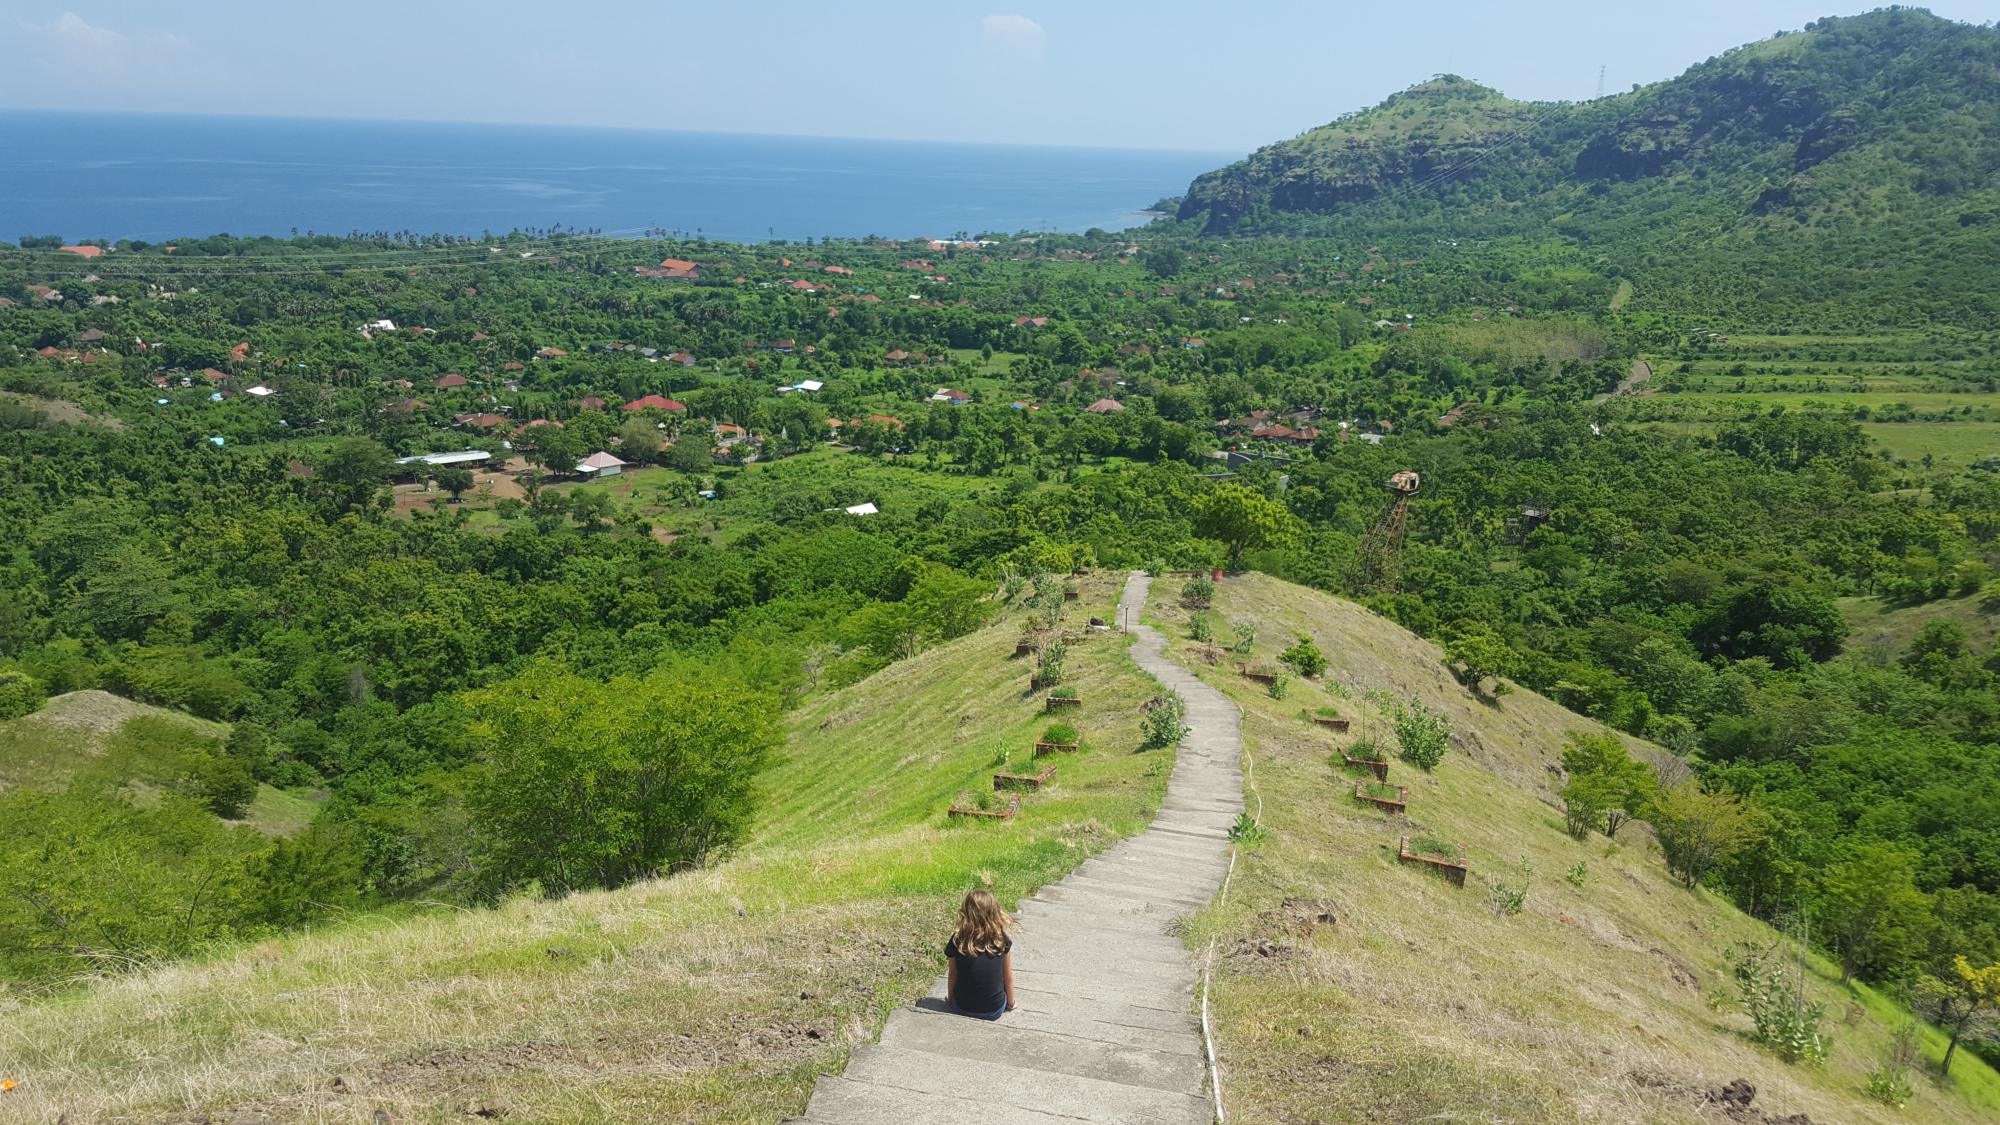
[1348,471,1420,595]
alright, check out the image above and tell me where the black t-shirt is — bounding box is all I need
[946,935,1012,1012]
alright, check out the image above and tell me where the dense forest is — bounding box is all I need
[2,5,1998,1083]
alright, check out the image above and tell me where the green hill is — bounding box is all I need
[1174,8,2000,327]
[0,690,316,835]
[1150,572,2000,1123]
[0,573,1172,1123]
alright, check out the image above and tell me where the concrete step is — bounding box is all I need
[1009,967,1195,1012]
[879,1006,1206,1095]
[839,1043,1210,1123]
[1030,883,1202,920]
[920,979,1199,1036]
[792,1075,1087,1124]
[1058,873,1213,910]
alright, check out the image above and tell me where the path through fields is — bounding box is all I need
[789,571,1244,1123]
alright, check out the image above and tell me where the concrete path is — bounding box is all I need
[790,572,1244,1124]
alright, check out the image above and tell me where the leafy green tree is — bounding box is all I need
[1816,842,1931,984]
[666,437,714,475]
[465,662,781,897]
[435,466,474,502]
[1916,956,2000,1077]
[1442,620,1517,691]
[1194,484,1300,570]
[1559,731,1658,839]
[1652,782,1763,888]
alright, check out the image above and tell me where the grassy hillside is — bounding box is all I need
[0,572,1174,1123]
[0,690,318,836]
[1148,573,2000,1124]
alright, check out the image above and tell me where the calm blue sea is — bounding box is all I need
[0,111,1225,244]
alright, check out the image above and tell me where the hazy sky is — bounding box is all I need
[5,2,1994,152]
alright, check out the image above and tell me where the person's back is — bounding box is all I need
[945,889,1016,1020]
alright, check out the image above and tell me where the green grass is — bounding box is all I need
[0,572,1173,1123]
[1150,572,2000,1125]
[1860,422,2000,465]
[1840,591,2000,658]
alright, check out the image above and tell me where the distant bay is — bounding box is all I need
[0,111,1225,243]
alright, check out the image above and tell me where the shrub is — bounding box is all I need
[0,669,47,720]
[1348,738,1387,763]
[1188,612,1214,642]
[1228,813,1267,846]
[1180,574,1215,609]
[1231,621,1256,655]
[1314,705,1340,719]
[1279,635,1327,679]
[1266,671,1290,700]
[1363,781,1400,800]
[180,753,258,819]
[1864,1022,1918,1107]
[1393,701,1452,771]
[1488,861,1531,916]
[1140,692,1187,749]
[1035,638,1068,688]
[1041,721,1079,746]
[1050,685,1078,700]
[1727,939,1829,1065]
[1565,860,1589,888]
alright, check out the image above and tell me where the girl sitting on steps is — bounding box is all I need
[945,890,1017,1020]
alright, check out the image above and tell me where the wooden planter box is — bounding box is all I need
[1397,836,1468,887]
[1353,782,1408,814]
[1313,716,1351,733]
[1014,640,1042,659]
[950,794,1022,820]
[995,764,1057,791]
[1063,590,1080,602]
[1242,670,1278,685]
[1044,695,1082,711]
[1341,753,1390,782]
[1032,740,1079,758]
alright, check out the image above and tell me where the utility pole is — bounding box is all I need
[1596,65,1607,99]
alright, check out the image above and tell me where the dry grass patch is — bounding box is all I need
[1153,572,2000,1125]
[0,573,1175,1123]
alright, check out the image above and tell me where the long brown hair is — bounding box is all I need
[952,889,1013,955]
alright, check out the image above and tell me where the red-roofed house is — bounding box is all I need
[455,412,507,428]
[1014,316,1049,328]
[660,258,698,273]
[623,394,687,413]
[230,342,250,363]
[435,373,470,389]
[1084,398,1125,414]
[579,395,607,411]
[536,347,568,359]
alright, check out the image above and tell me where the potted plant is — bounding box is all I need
[1310,705,1349,733]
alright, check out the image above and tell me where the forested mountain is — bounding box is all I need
[1175,8,2000,325]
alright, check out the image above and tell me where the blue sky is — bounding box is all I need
[5,2,1994,152]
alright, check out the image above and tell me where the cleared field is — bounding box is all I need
[1860,421,2000,465]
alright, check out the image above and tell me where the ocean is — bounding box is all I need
[0,111,1226,244]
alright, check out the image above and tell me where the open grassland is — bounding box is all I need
[1859,421,2000,466]
[1148,573,2000,1125]
[1841,590,2000,658]
[0,690,316,836]
[0,572,1175,1124]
